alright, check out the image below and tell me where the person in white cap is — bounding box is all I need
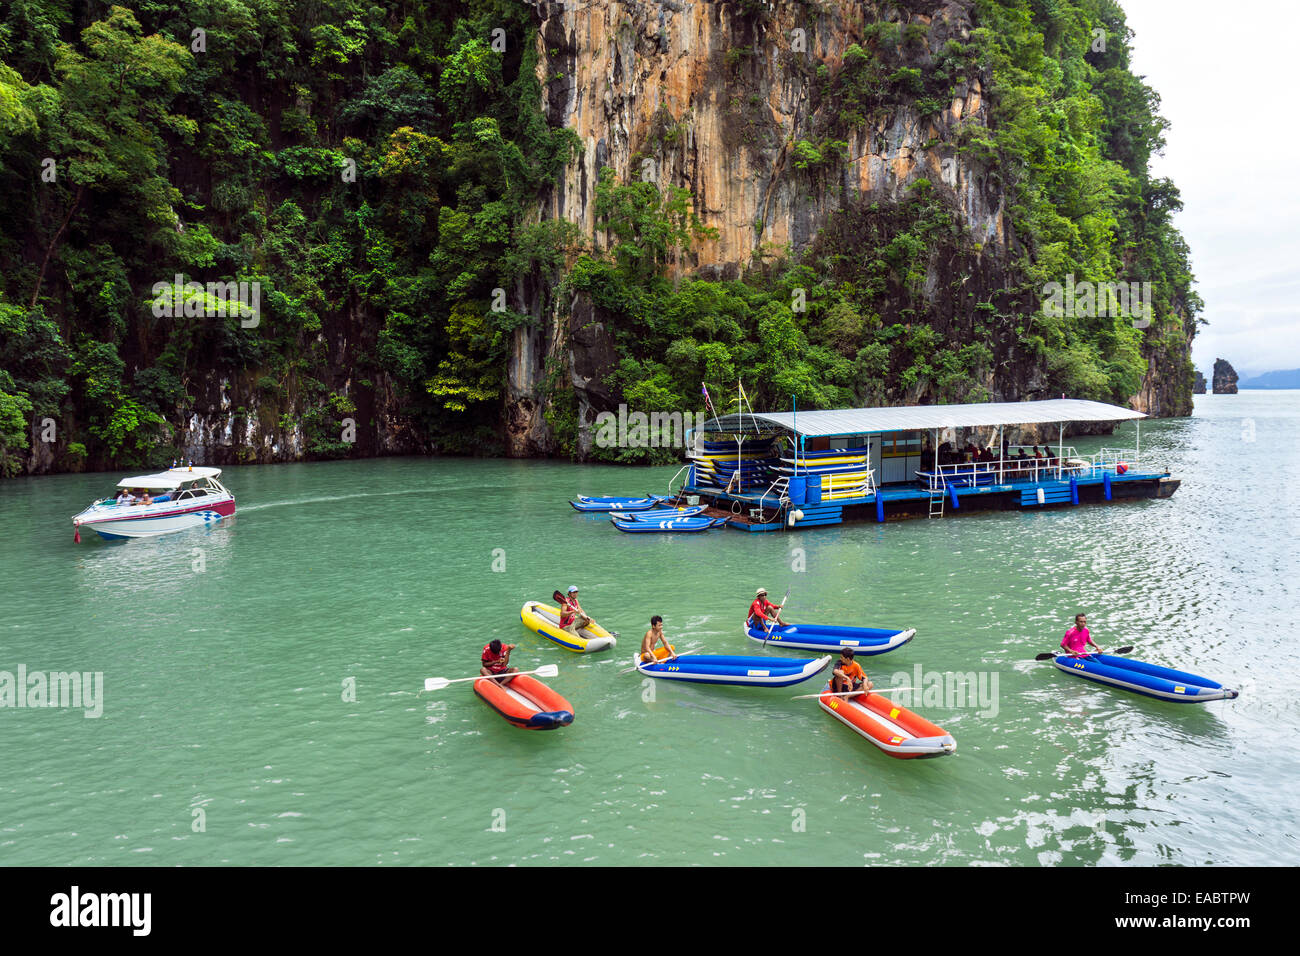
[747,588,786,630]
[559,585,594,637]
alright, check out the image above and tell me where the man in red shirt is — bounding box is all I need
[747,588,786,631]
[480,639,518,683]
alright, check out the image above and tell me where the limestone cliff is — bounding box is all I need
[508,0,1194,452]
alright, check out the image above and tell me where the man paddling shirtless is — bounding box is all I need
[640,615,676,662]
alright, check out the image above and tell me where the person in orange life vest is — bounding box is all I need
[557,585,594,637]
[747,588,786,630]
[480,639,518,683]
[831,647,873,696]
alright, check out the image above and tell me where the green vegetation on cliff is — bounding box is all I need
[0,0,1199,474]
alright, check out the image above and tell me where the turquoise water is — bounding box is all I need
[1,392,1297,865]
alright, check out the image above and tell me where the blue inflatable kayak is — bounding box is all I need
[635,651,831,687]
[1053,653,1239,703]
[571,495,666,512]
[609,505,707,520]
[743,621,915,655]
[611,515,724,533]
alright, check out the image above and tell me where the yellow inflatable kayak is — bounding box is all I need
[520,601,617,653]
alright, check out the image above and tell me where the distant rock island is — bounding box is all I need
[1239,368,1300,389]
[1193,370,1207,394]
[1212,359,1239,394]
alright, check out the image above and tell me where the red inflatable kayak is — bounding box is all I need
[474,674,575,730]
[817,684,955,758]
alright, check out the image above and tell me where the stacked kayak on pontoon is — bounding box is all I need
[774,446,873,498]
[520,601,617,652]
[691,437,780,491]
[1053,653,1239,703]
[744,621,915,655]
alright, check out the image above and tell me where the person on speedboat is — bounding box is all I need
[831,648,873,697]
[479,639,518,683]
[1060,613,1102,658]
[747,588,786,631]
[640,615,677,663]
[138,490,153,506]
[558,586,593,636]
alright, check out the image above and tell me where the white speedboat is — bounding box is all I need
[72,466,236,541]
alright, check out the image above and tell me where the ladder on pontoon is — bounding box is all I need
[928,481,945,517]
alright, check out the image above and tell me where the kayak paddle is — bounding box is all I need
[423,663,559,692]
[620,645,679,674]
[1034,645,1133,662]
[790,686,918,701]
[761,586,791,648]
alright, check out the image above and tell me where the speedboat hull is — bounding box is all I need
[73,498,235,539]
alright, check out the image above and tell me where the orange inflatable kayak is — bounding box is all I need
[474,674,574,730]
[817,683,955,758]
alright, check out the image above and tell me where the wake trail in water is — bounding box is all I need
[240,488,448,512]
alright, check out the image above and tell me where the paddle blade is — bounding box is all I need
[1035,653,1057,661]
[534,664,560,679]
[1113,645,1134,655]
[423,677,450,692]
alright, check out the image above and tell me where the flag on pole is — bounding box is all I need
[701,383,715,415]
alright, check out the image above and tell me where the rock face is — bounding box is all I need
[1212,359,1238,394]
[534,0,1003,271]
[507,0,1195,448]
[1193,370,1206,394]
[512,0,1016,445]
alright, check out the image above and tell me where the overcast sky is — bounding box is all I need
[1122,0,1300,378]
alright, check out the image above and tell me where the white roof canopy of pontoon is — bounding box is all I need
[700,399,1145,438]
[116,467,223,490]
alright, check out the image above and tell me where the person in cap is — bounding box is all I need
[747,588,786,631]
[831,647,873,697]
[558,585,594,637]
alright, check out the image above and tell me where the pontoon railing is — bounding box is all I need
[920,446,1150,490]
[666,463,693,496]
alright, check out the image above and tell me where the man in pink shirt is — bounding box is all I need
[1061,613,1102,657]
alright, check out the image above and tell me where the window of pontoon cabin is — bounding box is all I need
[879,431,922,484]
